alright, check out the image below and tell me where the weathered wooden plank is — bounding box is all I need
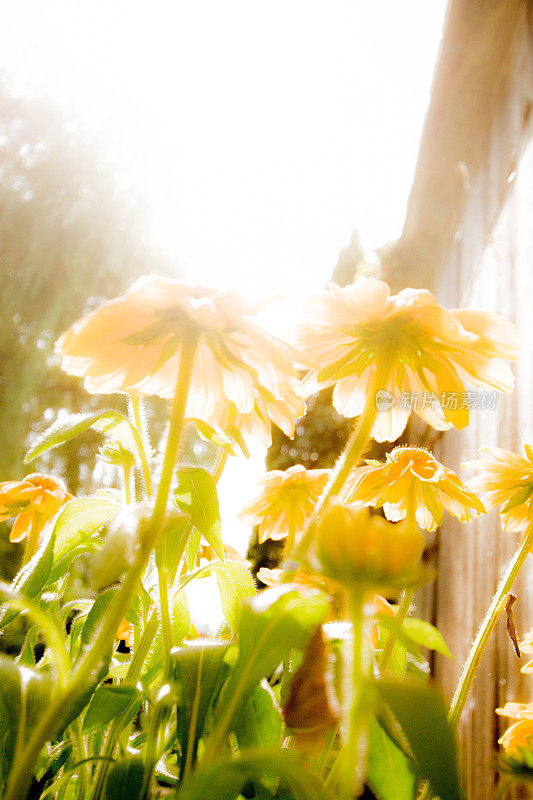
[387,2,533,797]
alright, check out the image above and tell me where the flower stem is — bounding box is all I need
[339,589,370,799]
[448,520,533,730]
[287,354,395,576]
[130,395,153,499]
[4,333,198,800]
[379,486,417,673]
[418,518,533,800]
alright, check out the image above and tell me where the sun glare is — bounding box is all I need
[1,0,447,556]
[1,1,446,300]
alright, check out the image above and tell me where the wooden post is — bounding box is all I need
[387,2,533,797]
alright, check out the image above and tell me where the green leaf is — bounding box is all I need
[375,679,462,800]
[47,490,121,584]
[233,681,282,750]
[367,718,416,800]
[188,419,236,456]
[211,561,255,631]
[104,756,145,800]
[172,642,233,775]
[210,586,328,748]
[83,684,141,734]
[175,467,223,558]
[184,528,201,572]
[401,618,453,659]
[58,589,116,733]
[176,749,332,800]
[0,524,56,630]
[0,656,53,789]
[24,410,143,464]
[172,590,191,643]
[225,424,250,459]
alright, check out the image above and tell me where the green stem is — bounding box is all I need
[72,719,88,800]
[131,395,153,499]
[123,463,133,505]
[89,612,161,800]
[418,518,533,800]
[339,590,370,799]
[380,487,417,673]
[4,333,199,800]
[448,520,533,730]
[287,354,395,577]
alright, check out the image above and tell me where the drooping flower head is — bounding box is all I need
[497,702,533,769]
[0,473,72,545]
[294,277,519,442]
[345,446,485,531]
[56,276,303,426]
[239,464,330,544]
[316,501,424,588]
[464,444,533,532]
[210,388,306,449]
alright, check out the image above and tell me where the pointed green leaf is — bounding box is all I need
[402,618,452,659]
[367,718,416,800]
[188,419,236,456]
[177,749,332,800]
[83,684,141,734]
[233,681,282,750]
[225,424,250,459]
[376,679,461,800]
[0,656,54,789]
[104,756,145,800]
[211,561,255,631]
[24,410,143,465]
[209,586,328,749]
[172,590,191,643]
[0,523,56,630]
[172,642,233,774]
[174,467,223,559]
[47,490,121,584]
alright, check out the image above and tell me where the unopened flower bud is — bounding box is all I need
[90,503,151,590]
[316,501,423,587]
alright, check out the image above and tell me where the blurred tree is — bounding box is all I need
[0,74,174,488]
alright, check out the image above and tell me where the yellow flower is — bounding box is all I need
[239,465,330,544]
[56,276,302,424]
[0,473,73,544]
[116,619,133,649]
[498,719,533,759]
[345,446,485,531]
[210,389,306,448]
[316,501,424,587]
[294,277,519,442]
[464,444,533,532]
[496,702,533,721]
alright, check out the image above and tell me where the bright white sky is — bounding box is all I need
[1,0,447,570]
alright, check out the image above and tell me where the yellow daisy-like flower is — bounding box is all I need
[294,277,519,442]
[518,630,533,675]
[56,276,302,424]
[497,709,533,762]
[497,702,533,721]
[344,446,485,531]
[239,464,330,545]
[0,473,73,565]
[464,444,533,532]
[0,473,73,544]
[210,389,306,449]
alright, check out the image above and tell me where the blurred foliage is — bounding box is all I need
[0,75,176,484]
[0,74,178,580]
